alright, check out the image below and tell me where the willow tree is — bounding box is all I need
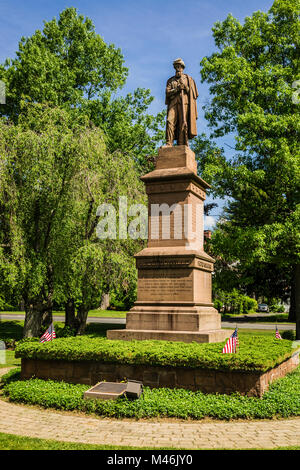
[0,104,145,337]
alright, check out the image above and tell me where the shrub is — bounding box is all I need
[214,290,258,314]
[14,333,299,372]
[55,326,76,338]
[281,330,296,341]
[242,296,258,313]
[213,298,223,312]
[0,368,21,387]
[269,298,285,313]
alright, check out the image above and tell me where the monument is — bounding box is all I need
[107,59,232,343]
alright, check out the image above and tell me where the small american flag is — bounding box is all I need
[222,327,239,354]
[40,323,56,343]
[275,326,282,340]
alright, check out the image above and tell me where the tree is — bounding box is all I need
[0,7,164,335]
[0,7,164,172]
[84,88,165,171]
[52,141,146,335]
[0,104,146,337]
[0,7,127,119]
[194,0,300,336]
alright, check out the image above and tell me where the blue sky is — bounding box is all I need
[0,0,274,226]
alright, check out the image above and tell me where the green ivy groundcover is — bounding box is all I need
[1,334,299,420]
[2,366,300,421]
[14,334,299,372]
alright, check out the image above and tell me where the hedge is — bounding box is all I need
[14,334,299,372]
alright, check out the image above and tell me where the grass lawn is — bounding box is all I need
[0,350,21,368]
[0,318,293,347]
[0,309,127,318]
[0,319,288,374]
[89,309,126,318]
[2,310,295,322]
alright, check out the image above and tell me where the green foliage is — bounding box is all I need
[85,88,165,171]
[197,0,300,263]
[0,7,164,335]
[0,104,146,336]
[269,298,285,313]
[54,325,76,338]
[243,296,258,313]
[3,366,300,420]
[0,7,164,334]
[0,7,164,171]
[0,302,17,312]
[281,330,296,341]
[213,298,223,312]
[0,321,24,344]
[0,7,127,119]
[194,0,300,324]
[14,334,298,372]
[0,367,21,387]
[214,289,257,314]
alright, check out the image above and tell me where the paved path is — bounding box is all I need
[0,314,296,330]
[0,369,300,449]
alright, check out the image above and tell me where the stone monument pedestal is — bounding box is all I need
[107,146,232,343]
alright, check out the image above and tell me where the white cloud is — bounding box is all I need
[204,215,216,230]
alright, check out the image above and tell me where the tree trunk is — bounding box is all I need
[23,295,53,338]
[65,298,76,329]
[76,304,89,335]
[100,293,110,310]
[24,304,43,338]
[295,264,300,340]
[42,310,53,328]
[64,300,89,335]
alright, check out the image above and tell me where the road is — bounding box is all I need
[0,313,296,330]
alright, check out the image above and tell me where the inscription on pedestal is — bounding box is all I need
[138,270,193,302]
[136,257,213,272]
[197,261,212,270]
[137,257,192,268]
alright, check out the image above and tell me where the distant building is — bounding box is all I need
[204,230,212,241]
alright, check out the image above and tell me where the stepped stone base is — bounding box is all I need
[126,305,221,331]
[107,328,233,343]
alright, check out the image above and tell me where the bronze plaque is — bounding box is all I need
[84,382,127,401]
[91,382,127,394]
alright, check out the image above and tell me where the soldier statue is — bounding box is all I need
[165,58,199,147]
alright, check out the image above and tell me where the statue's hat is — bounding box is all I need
[173,58,185,69]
